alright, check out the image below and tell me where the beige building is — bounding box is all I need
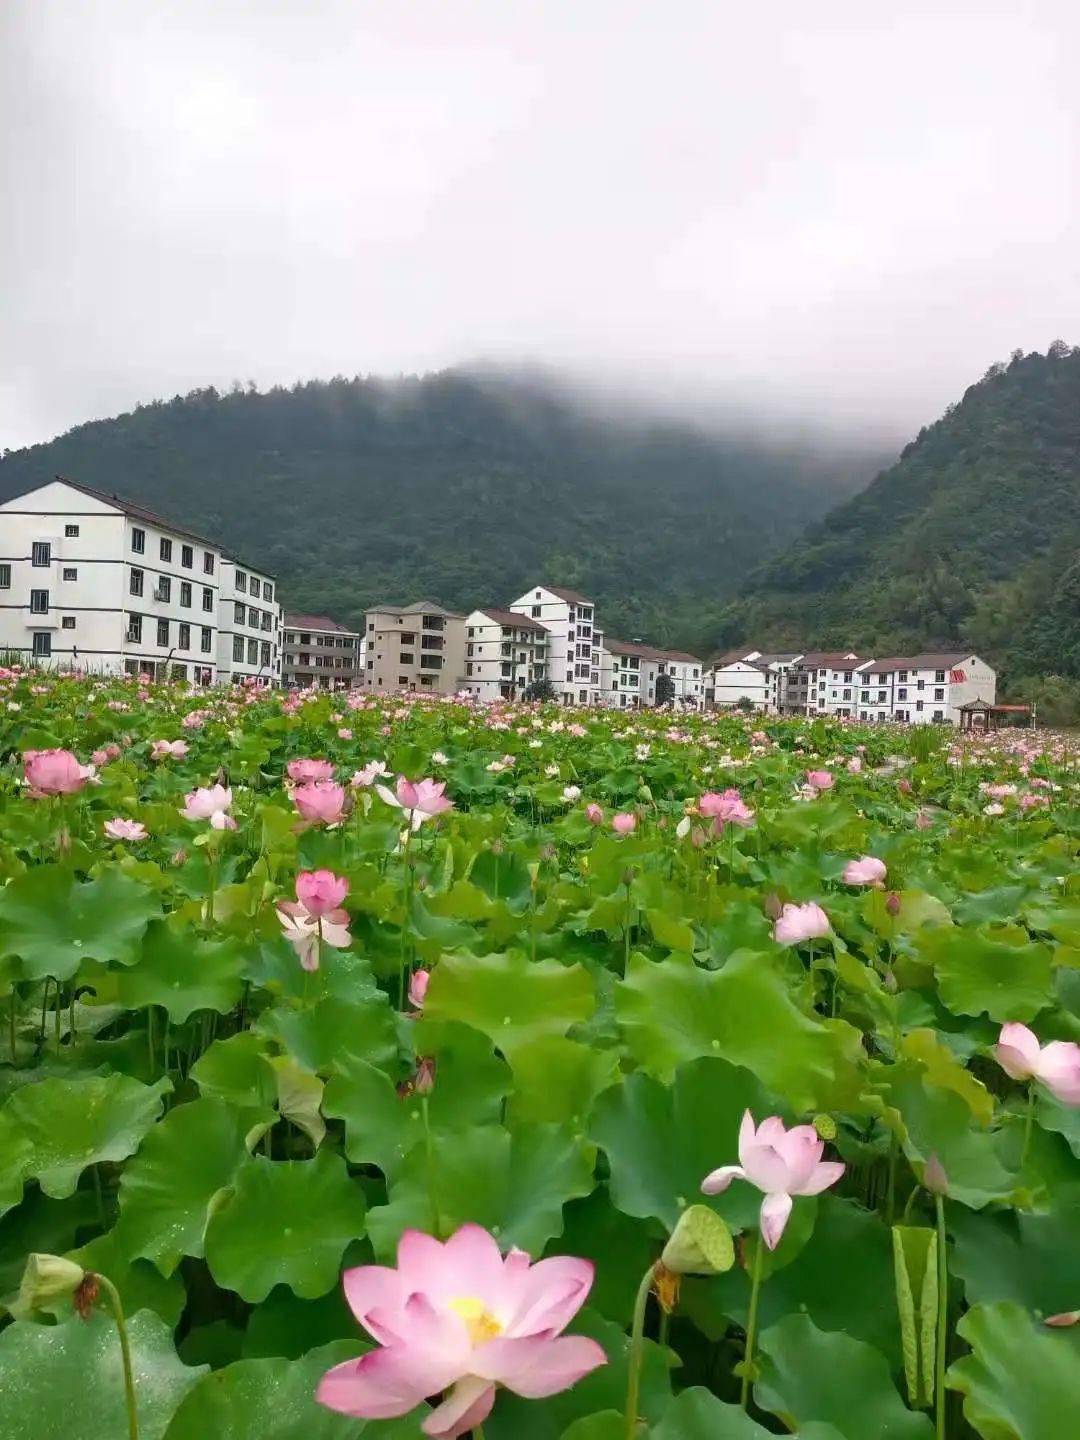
[282,613,362,689]
[362,601,466,694]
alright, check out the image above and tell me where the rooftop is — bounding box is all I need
[791,651,869,669]
[283,613,359,634]
[50,474,221,551]
[607,637,703,664]
[543,585,593,605]
[369,600,465,619]
[866,652,973,674]
[476,607,549,632]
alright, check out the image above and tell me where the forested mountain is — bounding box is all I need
[0,369,875,646]
[713,345,1080,703]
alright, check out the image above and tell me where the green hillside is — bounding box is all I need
[0,369,872,647]
[712,345,1080,702]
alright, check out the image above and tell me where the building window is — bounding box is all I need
[250,578,260,598]
[62,523,80,539]
[180,581,192,608]
[933,710,944,721]
[30,589,48,614]
[247,638,258,665]
[260,641,271,665]
[248,607,258,628]
[233,635,245,662]
[178,622,191,649]
[32,632,51,657]
[400,652,414,665]
[0,564,10,588]
[200,627,212,653]
[261,611,271,631]
[160,537,173,562]
[264,583,273,602]
[234,601,245,624]
[157,619,169,646]
[62,567,77,581]
[181,544,193,568]
[235,571,247,592]
[61,616,75,630]
[127,613,143,643]
[202,587,213,612]
[31,541,51,567]
[203,552,215,574]
[130,568,144,597]
[156,576,171,602]
[935,671,946,683]
[934,688,945,701]
[131,528,145,554]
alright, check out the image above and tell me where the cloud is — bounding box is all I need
[3,0,1078,450]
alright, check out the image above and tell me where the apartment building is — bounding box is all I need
[282,614,362,689]
[463,608,549,700]
[780,652,871,716]
[509,585,600,705]
[0,477,223,681]
[362,601,466,694]
[217,560,281,685]
[707,650,805,711]
[604,639,704,708]
[858,653,996,724]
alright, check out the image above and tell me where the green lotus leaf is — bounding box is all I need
[162,1339,420,1439]
[590,1057,775,1232]
[0,864,161,981]
[205,1151,366,1302]
[116,920,245,1022]
[508,1036,622,1126]
[755,1312,934,1439]
[115,1097,252,1275]
[0,1110,31,1219]
[0,1308,205,1440]
[366,1122,595,1263]
[558,1415,623,1440]
[4,1073,170,1199]
[62,1226,186,1327]
[947,1301,1080,1440]
[257,995,399,1076]
[0,1190,96,1298]
[265,1054,325,1150]
[191,1032,277,1109]
[422,951,595,1060]
[951,1184,1080,1317]
[652,1386,845,1438]
[615,952,864,1112]
[242,1286,359,1360]
[919,925,1055,1022]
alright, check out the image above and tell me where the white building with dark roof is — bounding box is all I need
[603,638,704,708]
[464,608,550,700]
[859,653,996,724]
[0,475,223,682]
[509,584,600,705]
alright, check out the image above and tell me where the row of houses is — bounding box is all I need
[0,479,996,722]
[709,648,998,725]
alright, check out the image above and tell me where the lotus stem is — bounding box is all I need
[624,1263,656,1440]
[740,1235,766,1410]
[934,1194,948,1440]
[1020,1083,1036,1170]
[96,1273,139,1440]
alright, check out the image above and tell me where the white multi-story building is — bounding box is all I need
[780,652,871,716]
[217,559,281,685]
[0,477,223,682]
[463,608,550,700]
[603,639,704,708]
[707,650,805,711]
[858,653,996,724]
[509,585,601,705]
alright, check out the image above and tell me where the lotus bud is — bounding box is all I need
[1045,1310,1080,1327]
[660,1204,734,1276]
[923,1154,949,1195]
[527,862,541,890]
[414,1056,437,1095]
[886,891,902,915]
[15,1253,86,1317]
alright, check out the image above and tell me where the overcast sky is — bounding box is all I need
[3,0,1078,451]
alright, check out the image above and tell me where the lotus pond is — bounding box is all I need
[0,673,1078,1439]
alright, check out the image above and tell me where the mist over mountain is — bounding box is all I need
[0,367,884,646]
[717,345,1080,692]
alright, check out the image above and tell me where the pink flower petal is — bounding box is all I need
[491,1333,608,1398]
[341,1265,405,1342]
[701,1165,745,1195]
[422,1377,496,1440]
[500,1254,595,1335]
[740,1143,793,1195]
[1038,1041,1080,1105]
[997,1023,1041,1077]
[793,1160,846,1197]
[759,1191,793,1250]
[316,1346,434,1419]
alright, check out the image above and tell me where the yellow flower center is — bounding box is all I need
[448,1295,503,1345]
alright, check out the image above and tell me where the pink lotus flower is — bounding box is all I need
[772,901,831,945]
[805,769,833,791]
[288,757,336,784]
[847,756,862,774]
[611,813,637,836]
[699,788,755,827]
[995,1023,1080,1105]
[376,777,454,831]
[842,856,887,887]
[24,748,90,795]
[294,781,348,826]
[179,784,236,830]
[701,1110,845,1249]
[409,969,430,1010]
[151,739,188,760]
[584,803,604,826]
[316,1224,606,1437]
[276,899,351,971]
[104,817,148,842]
[296,869,349,917]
